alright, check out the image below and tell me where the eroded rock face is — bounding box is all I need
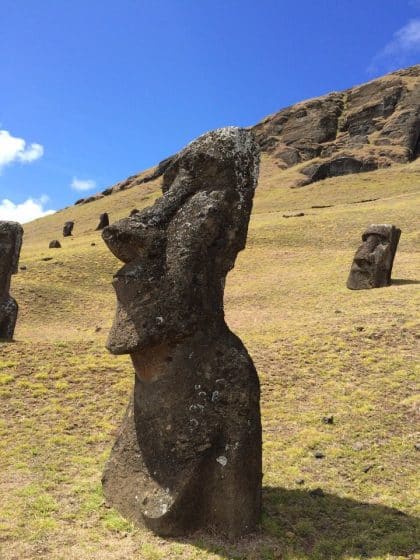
[96,213,109,230]
[253,65,420,186]
[347,225,401,290]
[102,127,262,538]
[0,221,23,340]
[63,221,74,237]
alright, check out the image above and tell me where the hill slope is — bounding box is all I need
[1,72,420,560]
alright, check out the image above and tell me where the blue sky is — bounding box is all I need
[1,0,419,222]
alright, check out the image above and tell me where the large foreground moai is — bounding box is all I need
[102,127,262,537]
[347,224,401,290]
[0,221,23,340]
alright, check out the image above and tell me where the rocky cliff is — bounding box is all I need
[75,65,420,204]
[253,65,420,186]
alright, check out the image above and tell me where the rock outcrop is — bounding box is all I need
[347,224,401,289]
[73,66,419,205]
[101,127,262,538]
[253,65,419,186]
[0,221,23,340]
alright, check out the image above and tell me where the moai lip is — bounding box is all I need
[347,224,401,290]
[0,221,23,340]
[101,127,262,538]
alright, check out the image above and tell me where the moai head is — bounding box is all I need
[102,127,259,355]
[63,221,74,237]
[0,221,23,296]
[96,213,109,230]
[347,224,401,290]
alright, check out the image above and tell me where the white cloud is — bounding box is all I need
[0,130,44,171]
[0,196,55,224]
[71,177,96,192]
[368,18,420,74]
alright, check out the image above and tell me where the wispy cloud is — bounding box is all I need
[0,195,55,224]
[368,18,420,74]
[71,177,96,192]
[0,130,44,171]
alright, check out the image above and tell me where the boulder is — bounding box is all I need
[0,221,23,340]
[49,240,61,248]
[101,127,262,538]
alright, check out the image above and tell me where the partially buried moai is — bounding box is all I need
[0,221,23,340]
[63,221,74,237]
[102,127,262,538]
[96,213,109,230]
[347,224,401,290]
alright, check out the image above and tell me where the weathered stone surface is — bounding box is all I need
[102,127,262,538]
[49,240,61,248]
[0,221,23,340]
[347,225,401,290]
[63,221,74,237]
[96,213,109,230]
[253,65,420,185]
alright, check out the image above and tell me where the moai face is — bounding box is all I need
[0,222,23,295]
[103,128,259,356]
[347,225,401,289]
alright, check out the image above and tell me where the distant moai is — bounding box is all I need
[0,221,23,340]
[102,128,262,538]
[96,213,109,230]
[347,224,401,289]
[63,221,74,237]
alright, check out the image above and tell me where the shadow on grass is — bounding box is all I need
[187,487,420,560]
[392,278,420,286]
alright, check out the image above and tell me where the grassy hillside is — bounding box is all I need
[1,154,419,560]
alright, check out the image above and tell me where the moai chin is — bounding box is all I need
[0,221,23,340]
[102,127,262,538]
[347,224,401,290]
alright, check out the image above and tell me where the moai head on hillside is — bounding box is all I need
[0,221,23,294]
[101,127,262,538]
[0,221,23,340]
[103,127,260,355]
[347,224,401,290]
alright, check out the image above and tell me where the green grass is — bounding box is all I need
[0,155,419,559]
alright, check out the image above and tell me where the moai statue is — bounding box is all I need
[63,221,74,237]
[102,127,262,538]
[96,213,109,230]
[347,224,401,290]
[0,221,23,340]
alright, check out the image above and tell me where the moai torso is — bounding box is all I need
[0,221,23,340]
[101,127,262,538]
[347,224,401,290]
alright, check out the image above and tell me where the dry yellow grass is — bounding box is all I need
[1,155,419,559]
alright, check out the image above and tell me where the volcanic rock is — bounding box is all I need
[49,240,61,248]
